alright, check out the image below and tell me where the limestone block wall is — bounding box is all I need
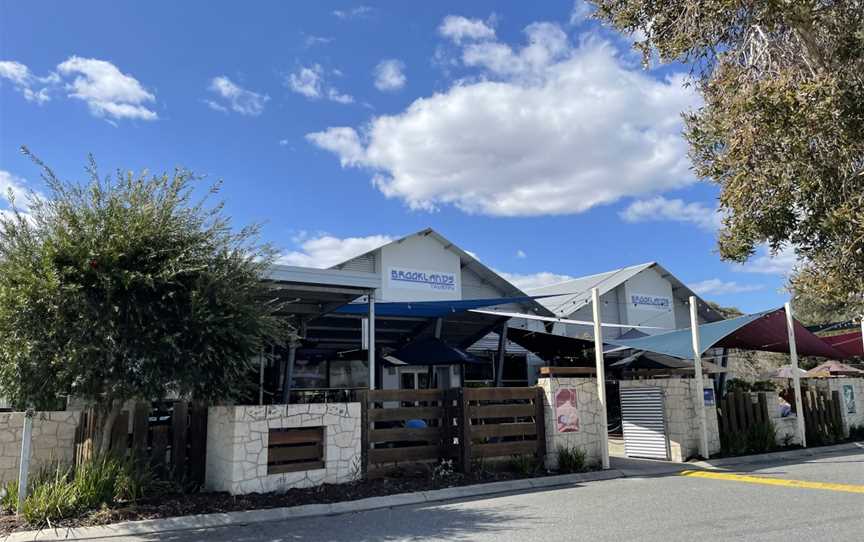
[811,378,864,435]
[0,411,81,484]
[205,403,361,495]
[620,378,721,462]
[537,377,604,470]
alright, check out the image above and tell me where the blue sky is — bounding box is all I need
[0,1,795,312]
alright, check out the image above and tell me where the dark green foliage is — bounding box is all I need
[590,0,864,314]
[556,445,587,473]
[721,421,777,455]
[848,424,864,441]
[0,149,286,413]
[508,454,543,476]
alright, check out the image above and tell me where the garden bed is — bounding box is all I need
[0,461,594,536]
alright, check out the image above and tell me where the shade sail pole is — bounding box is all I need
[785,301,807,447]
[368,290,376,390]
[689,296,710,459]
[592,288,610,470]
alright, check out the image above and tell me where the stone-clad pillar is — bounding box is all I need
[537,377,604,470]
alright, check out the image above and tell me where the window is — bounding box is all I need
[329,359,369,388]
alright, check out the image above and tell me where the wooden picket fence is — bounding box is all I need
[74,401,208,485]
[801,389,844,444]
[361,387,545,477]
[717,391,771,438]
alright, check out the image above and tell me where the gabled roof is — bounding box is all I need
[526,261,723,322]
[331,227,554,317]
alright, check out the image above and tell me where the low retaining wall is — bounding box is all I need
[620,378,721,462]
[0,411,81,484]
[537,377,604,470]
[205,403,362,495]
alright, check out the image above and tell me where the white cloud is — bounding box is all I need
[374,59,406,92]
[307,22,698,216]
[304,35,333,48]
[438,15,496,43]
[57,56,157,121]
[206,76,269,116]
[333,6,373,20]
[619,196,721,231]
[279,234,394,268]
[569,1,594,25]
[689,279,764,296]
[287,65,354,104]
[0,170,33,207]
[0,60,57,104]
[516,249,527,259]
[497,270,574,291]
[735,245,800,276]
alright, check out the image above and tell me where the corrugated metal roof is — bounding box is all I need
[526,262,654,317]
[468,331,529,355]
[525,261,723,323]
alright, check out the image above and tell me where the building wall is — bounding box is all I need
[205,403,362,495]
[623,268,677,332]
[0,411,81,484]
[537,377,605,469]
[378,235,462,302]
[619,378,721,462]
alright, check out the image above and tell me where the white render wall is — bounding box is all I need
[537,377,604,470]
[205,403,362,495]
[619,378,721,462]
[0,411,80,484]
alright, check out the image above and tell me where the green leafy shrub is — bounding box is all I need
[746,422,777,454]
[849,425,864,441]
[0,480,18,512]
[556,446,587,473]
[13,455,151,527]
[508,454,542,476]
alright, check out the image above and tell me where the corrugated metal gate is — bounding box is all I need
[620,387,669,460]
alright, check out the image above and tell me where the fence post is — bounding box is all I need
[16,409,34,515]
[171,402,188,483]
[534,387,547,464]
[457,388,472,474]
[757,393,769,426]
[359,390,368,480]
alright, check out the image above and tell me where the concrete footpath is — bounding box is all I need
[6,441,861,542]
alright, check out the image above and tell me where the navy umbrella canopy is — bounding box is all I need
[386,338,485,366]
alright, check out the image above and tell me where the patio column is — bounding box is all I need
[591,288,610,470]
[688,296,710,459]
[494,322,508,387]
[368,290,376,390]
[785,301,807,447]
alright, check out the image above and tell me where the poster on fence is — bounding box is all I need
[844,384,856,414]
[555,388,580,433]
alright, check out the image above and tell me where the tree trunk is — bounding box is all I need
[96,401,122,456]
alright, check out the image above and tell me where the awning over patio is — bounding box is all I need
[331,295,556,318]
[385,337,484,366]
[504,327,593,361]
[820,331,864,358]
[606,308,845,360]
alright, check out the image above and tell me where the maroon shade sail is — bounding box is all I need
[820,331,864,358]
[714,309,844,359]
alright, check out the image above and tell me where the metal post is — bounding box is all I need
[368,291,376,390]
[785,301,807,448]
[258,348,265,406]
[281,341,296,404]
[494,322,508,388]
[17,409,33,515]
[591,288,610,470]
[689,296,710,459]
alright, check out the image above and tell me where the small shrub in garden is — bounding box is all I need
[430,459,458,484]
[849,424,864,441]
[0,480,18,512]
[556,446,587,473]
[746,421,777,454]
[508,454,542,476]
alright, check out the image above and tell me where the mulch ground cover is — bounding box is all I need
[0,464,565,536]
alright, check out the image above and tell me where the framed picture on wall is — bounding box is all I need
[843,384,856,414]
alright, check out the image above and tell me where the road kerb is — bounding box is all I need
[4,470,624,542]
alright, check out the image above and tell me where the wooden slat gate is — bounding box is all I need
[361,387,545,476]
[74,401,208,486]
[802,389,844,445]
[716,391,771,453]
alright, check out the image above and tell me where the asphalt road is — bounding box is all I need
[109,448,864,542]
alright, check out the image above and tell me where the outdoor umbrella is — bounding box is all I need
[759,365,808,380]
[806,360,864,378]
